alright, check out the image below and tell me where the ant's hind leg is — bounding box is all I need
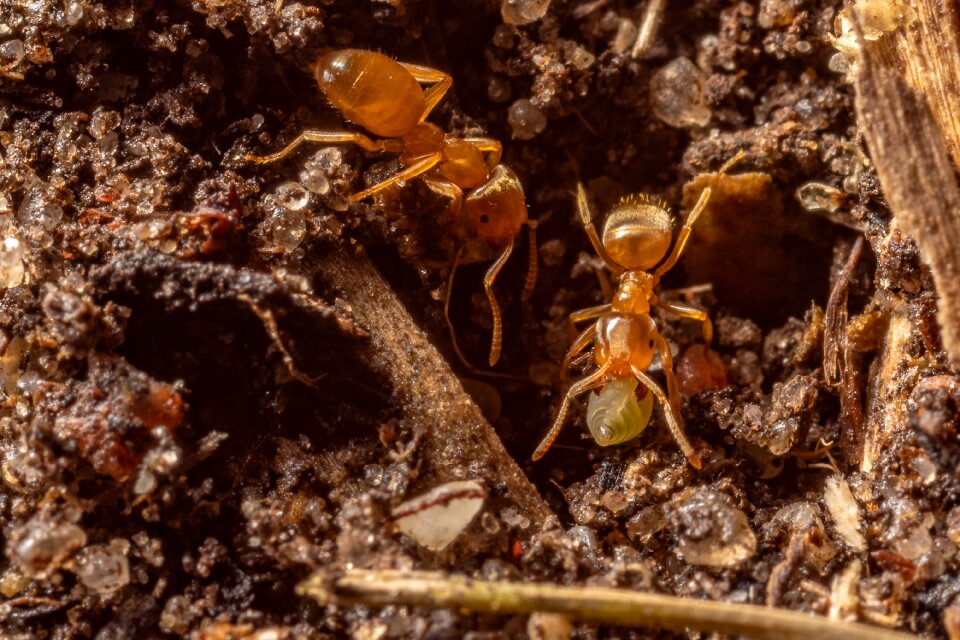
[654,333,682,417]
[399,62,453,123]
[632,366,702,469]
[246,130,386,164]
[350,153,442,202]
[533,364,610,461]
[484,241,515,367]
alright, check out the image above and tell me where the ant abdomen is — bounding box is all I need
[314,50,424,138]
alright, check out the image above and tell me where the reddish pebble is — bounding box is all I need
[676,344,729,395]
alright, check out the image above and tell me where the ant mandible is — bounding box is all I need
[246,49,538,369]
[532,153,743,467]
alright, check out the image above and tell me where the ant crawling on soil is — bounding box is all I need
[532,152,744,467]
[247,49,538,370]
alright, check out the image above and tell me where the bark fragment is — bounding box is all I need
[854,30,960,368]
[313,248,554,528]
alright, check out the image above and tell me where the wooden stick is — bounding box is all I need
[312,248,554,527]
[300,569,918,640]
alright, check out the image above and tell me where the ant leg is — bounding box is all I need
[350,153,442,202]
[521,220,538,302]
[632,366,702,469]
[654,151,745,276]
[246,130,386,164]
[559,324,596,391]
[444,246,528,381]
[719,149,747,174]
[532,364,610,461]
[423,177,464,217]
[653,185,711,277]
[399,62,453,123]
[567,351,594,372]
[567,303,611,341]
[484,241,514,366]
[575,182,626,275]
[658,301,713,343]
[463,137,502,169]
[444,246,477,372]
[654,333,681,416]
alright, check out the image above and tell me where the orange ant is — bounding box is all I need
[532,153,743,467]
[246,49,538,369]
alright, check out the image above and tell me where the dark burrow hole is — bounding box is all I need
[94,274,387,466]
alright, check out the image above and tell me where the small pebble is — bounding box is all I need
[796,182,845,213]
[75,540,130,593]
[666,488,757,567]
[0,40,25,69]
[0,237,25,288]
[274,181,310,210]
[64,0,84,25]
[527,612,573,640]
[13,515,87,575]
[507,99,547,140]
[501,0,551,25]
[270,208,306,250]
[649,58,711,128]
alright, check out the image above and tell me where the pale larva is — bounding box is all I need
[586,377,654,447]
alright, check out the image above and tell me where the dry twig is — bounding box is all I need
[312,248,554,526]
[300,569,918,640]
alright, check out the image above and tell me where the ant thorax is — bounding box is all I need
[611,271,657,315]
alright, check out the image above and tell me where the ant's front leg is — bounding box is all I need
[246,130,388,164]
[350,154,443,202]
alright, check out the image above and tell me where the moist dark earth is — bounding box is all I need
[0,0,957,638]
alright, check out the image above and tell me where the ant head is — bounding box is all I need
[463,164,528,246]
[601,194,673,271]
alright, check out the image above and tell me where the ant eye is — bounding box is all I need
[648,339,654,348]
[479,214,489,224]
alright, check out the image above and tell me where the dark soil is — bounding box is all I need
[0,0,955,638]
